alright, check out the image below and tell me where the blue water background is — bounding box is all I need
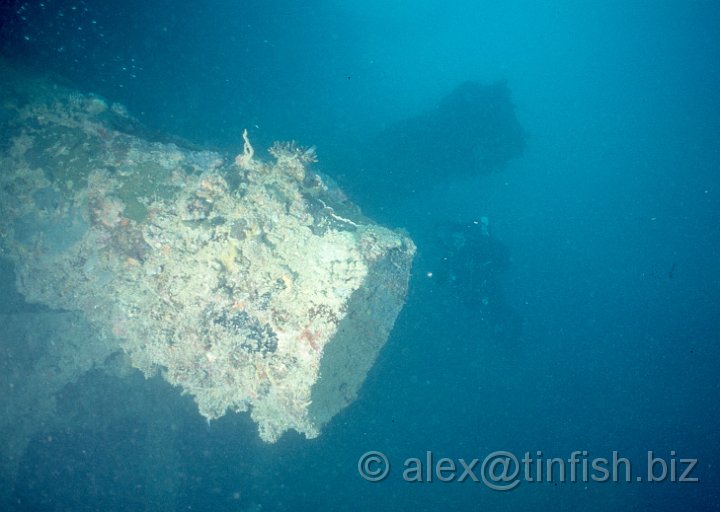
[1,1,719,510]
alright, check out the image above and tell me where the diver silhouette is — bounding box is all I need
[435,218,520,341]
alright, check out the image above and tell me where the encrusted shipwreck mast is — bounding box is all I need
[0,76,415,442]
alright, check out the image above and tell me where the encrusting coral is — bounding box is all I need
[0,77,415,442]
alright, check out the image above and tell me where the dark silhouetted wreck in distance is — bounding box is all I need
[352,81,526,208]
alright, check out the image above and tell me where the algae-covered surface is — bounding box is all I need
[0,67,415,444]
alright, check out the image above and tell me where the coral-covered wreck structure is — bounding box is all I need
[0,63,415,453]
